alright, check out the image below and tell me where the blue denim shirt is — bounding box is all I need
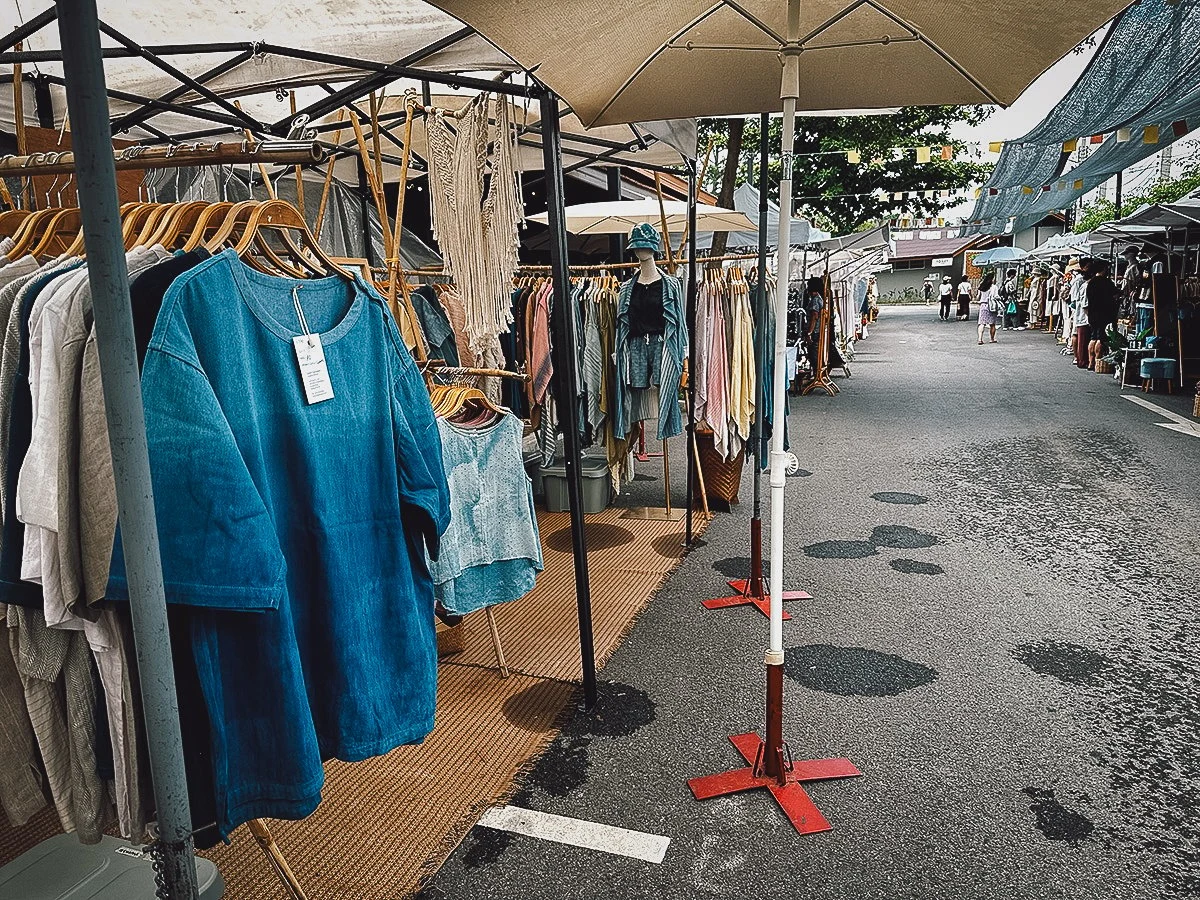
[107,250,450,837]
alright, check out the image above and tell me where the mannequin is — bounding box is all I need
[612,224,687,472]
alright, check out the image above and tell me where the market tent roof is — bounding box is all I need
[1027,231,1092,259]
[1113,198,1200,229]
[0,2,695,172]
[968,0,1200,233]
[811,224,891,255]
[691,183,819,250]
[527,198,754,234]
[425,0,1131,127]
[889,229,980,261]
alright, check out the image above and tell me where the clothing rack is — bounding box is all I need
[0,139,327,177]
[406,252,762,278]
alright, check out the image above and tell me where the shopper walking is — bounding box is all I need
[1073,259,1092,368]
[923,275,935,306]
[938,275,953,320]
[977,272,1001,344]
[1086,259,1119,370]
[1002,268,1020,329]
[956,275,972,320]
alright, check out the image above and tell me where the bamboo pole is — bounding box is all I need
[289,92,305,221]
[313,111,346,241]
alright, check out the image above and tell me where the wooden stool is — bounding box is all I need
[1140,357,1178,393]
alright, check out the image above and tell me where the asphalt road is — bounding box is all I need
[419,305,1200,900]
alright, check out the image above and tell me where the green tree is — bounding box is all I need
[1075,153,1200,233]
[699,106,993,234]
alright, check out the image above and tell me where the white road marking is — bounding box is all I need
[1157,422,1200,438]
[1123,395,1200,438]
[476,806,670,864]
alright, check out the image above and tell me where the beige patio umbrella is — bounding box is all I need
[424,0,1134,833]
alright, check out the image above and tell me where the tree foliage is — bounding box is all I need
[1074,155,1200,233]
[698,106,993,234]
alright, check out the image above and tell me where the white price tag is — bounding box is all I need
[293,333,335,404]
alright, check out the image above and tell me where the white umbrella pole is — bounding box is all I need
[763,1,802,781]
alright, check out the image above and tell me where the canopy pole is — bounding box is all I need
[56,1,200,896]
[764,26,801,782]
[688,0,861,835]
[752,113,769,581]
[685,161,699,546]
[538,88,597,711]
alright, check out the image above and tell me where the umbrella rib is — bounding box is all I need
[590,0,785,125]
[796,0,1004,105]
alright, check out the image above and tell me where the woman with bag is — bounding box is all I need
[977,272,1001,344]
[1002,268,1020,329]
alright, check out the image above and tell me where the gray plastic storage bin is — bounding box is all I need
[0,834,224,900]
[540,456,611,513]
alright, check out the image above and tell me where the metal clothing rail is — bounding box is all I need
[0,139,326,177]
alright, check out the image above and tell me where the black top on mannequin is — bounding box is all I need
[629,280,666,336]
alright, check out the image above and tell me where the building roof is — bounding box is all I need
[889,228,982,262]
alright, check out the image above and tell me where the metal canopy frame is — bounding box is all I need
[1,6,688,178]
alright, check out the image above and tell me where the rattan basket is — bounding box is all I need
[694,428,745,506]
[1095,359,1114,375]
[436,622,466,656]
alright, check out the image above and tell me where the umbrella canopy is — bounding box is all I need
[426,0,1132,127]
[973,245,1029,266]
[527,198,755,234]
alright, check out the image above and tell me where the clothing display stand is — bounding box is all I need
[702,116,811,620]
[688,9,862,832]
[802,272,838,397]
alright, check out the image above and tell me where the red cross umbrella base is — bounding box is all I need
[701,519,811,619]
[688,732,862,834]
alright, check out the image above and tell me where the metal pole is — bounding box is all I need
[1115,170,1123,220]
[764,3,802,782]
[607,166,624,263]
[750,112,769,597]
[685,162,698,545]
[538,89,597,711]
[55,2,200,897]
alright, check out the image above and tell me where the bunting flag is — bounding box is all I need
[941,145,953,160]
[1021,186,1034,195]
[937,217,945,226]
[1062,138,1077,153]
[893,192,904,201]
[939,189,950,198]
[974,187,983,198]
[988,141,1003,153]
[1073,179,1084,190]
[1090,134,1105,144]
[1056,180,1066,190]
[1172,120,1189,138]
[1041,185,1051,192]
[1144,125,1160,144]
[915,146,932,163]
[846,149,862,164]
[989,187,999,196]
[1116,127,1132,143]
[871,157,884,166]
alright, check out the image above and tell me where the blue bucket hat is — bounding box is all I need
[627,222,662,253]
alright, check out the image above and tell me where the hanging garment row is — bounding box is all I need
[0,195,542,852]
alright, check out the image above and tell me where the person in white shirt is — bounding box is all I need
[938,275,953,320]
[955,277,972,320]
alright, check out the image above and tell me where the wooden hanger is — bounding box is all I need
[145,200,209,251]
[29,207,82,258]
[182,201,236,252]
[231,200,352,279]
[0,209,32,239]
[121,203,163,250]
[201,200,261,252]
[8,208,61,257]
